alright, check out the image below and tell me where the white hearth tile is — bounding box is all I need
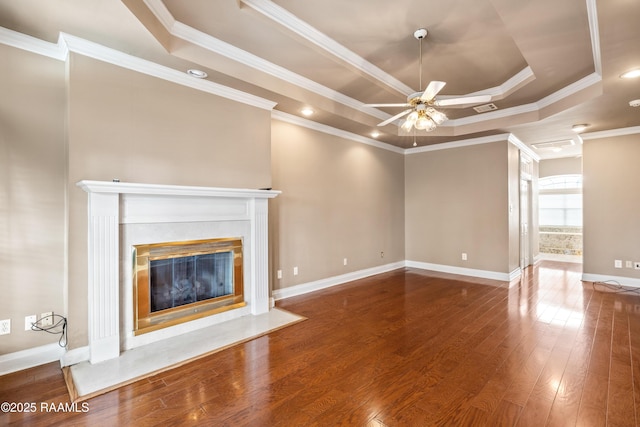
[68,309,304,399]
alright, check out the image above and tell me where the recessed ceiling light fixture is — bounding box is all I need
[571,124,589,133]
[301,107,314,116]
[371,131,380,138]
[620,68,640,79]
[629,99,640,107]
[187,69,208,79]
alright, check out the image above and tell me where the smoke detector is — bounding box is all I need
[629,99,640,107]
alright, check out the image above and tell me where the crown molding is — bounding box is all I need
[404,134,511,154]
[272,110,405,154]
[581,126,640,140]
[586,0,602,76]
[240,0,414,96]
[0,26,276,110]
[508,134,540,162]
[0,26,66,60]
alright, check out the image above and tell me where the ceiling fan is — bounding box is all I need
[365,28,492,132]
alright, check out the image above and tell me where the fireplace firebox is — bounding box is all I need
[133,237,245,335]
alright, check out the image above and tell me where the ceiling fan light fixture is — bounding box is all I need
[426,107,447,125]
[415,115,436,131]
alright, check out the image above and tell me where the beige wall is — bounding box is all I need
[405,140,515,274]
[539,156,582,177]
[271,120,405,289]
[65,54,272,349]
[0,45,66,353]
[583,133,640,279]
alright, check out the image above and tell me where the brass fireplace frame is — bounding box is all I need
[133,237,245,335]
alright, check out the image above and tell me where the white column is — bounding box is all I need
[86,192,120,363]
[250,198,270,314]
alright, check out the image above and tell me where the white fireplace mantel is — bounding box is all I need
[77,180,280,364]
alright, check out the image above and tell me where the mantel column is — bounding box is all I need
[86,191,120,363]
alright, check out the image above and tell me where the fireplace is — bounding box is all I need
[133,238,245,335]
[77,180,279,364]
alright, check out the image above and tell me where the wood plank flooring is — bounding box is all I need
[2,261,640,426]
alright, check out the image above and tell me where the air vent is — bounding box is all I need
[473,103,498,113]
[531,140,575,152]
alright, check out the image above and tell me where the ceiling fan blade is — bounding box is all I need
[420,81,446,102]
[433,94,492,107]
[377,109,412,127]
[364,103,412,108]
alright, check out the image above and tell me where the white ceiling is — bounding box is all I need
[1,0,639,159]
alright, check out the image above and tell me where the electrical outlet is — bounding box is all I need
[41,312,53,327]
[462,253,468,261]
[0,319,10,335]
[614,259,622,268]
[25,315,36,331]
[277,270,282,279]
[626,261,633,268]
[293,266,298,276]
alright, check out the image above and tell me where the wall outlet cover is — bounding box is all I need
[0,319,10,335]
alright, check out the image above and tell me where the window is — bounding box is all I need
[538,175,582,227]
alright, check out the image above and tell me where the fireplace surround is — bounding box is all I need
[77,181,280,364]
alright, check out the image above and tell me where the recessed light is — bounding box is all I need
[187,69,208,79]
[571,124,589,133]
[371,131,380,138]
[620,69,640,79]
[629,99,640,107]
[301,107,314,116]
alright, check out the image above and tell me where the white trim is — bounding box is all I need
[60,346,90,367]
[582,273,640,289]
[0,26,66,60]
[0,26,276,111]
[508,134,541,162]
[240,0,413,97]
[166,20,388,122]
[272,110,405,154]
[60,32,276,110]
[581,126,640,140]
[586,0,602,76]
[0,343,66,376]
[272,262,405,301]
[405,134,510,155]
[405,260,515,282]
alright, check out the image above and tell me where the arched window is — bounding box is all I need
[538,175,582,227]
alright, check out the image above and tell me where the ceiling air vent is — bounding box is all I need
[473,103,498,113]
[531,140,575,153]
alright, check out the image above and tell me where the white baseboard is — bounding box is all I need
[60,346,90,367]
[272,261,405,301]
[0,343,66,376]
[582,273,640,289]
[406,260,516,282]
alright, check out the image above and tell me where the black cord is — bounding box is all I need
[31,314,67,347]
[593,280,640,296]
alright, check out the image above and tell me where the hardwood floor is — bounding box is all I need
[2,261,640,426]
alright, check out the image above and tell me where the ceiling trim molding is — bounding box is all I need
[508,134,540,162]
[272,110,405,154]
[446,72,601,127]
[0,26,276,110]
[404,134,510,155]
[586,0,602,76]
[581,126,640,140]
[240,0,414,96]
[0,26,67,60]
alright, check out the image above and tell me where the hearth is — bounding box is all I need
[133,237,245,335]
